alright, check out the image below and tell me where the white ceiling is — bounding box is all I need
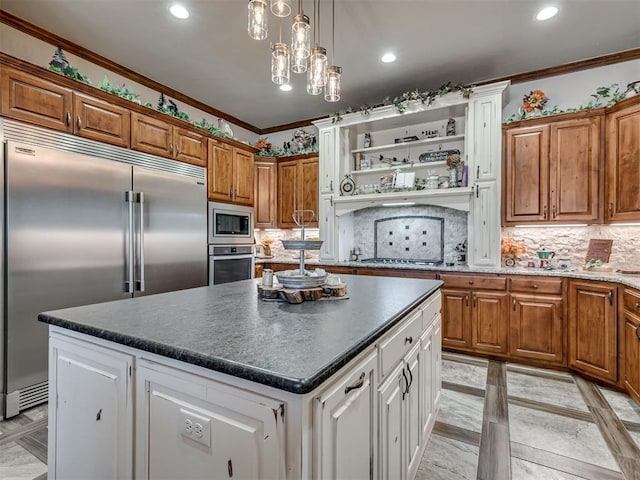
[2,0,639,131]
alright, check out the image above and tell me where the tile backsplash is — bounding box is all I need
[502,225,640,269]
[353,206,468,262]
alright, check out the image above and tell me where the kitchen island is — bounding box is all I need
[39,274,442,479]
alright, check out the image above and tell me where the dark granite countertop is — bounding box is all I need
[39,275,442,395]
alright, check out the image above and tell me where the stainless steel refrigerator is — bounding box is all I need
[1,122,207,418]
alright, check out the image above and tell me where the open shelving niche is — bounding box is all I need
[333,96,473,213]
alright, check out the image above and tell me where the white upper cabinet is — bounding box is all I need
[468,92,503,182]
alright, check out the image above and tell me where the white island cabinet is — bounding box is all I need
[42,275,442,480]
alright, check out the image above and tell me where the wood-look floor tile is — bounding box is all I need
[0,419,48,446]
[16,426,48,464]
[511,442,624,480]
[508,396,594,423]
[433,421,481,447]
[442,352,489,367]
[442,381,485,398]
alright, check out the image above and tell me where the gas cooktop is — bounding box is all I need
[360,258,442,266]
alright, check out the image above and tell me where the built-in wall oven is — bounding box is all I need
[209,245,255,285]
[208,201,254,245]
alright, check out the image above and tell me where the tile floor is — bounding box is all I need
[1,354,639,479]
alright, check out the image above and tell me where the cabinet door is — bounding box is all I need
[173,127,206,166]
[254,159,277,228]
[233,147,255,205]
[432,317,442,410]
[131,112,172,157]
[549,116,602,222]
[470,94,501,181]
[300,157,319,226]
[379,363,406,480]
[405,344,422,480]
[420,326,434,441]
[503,125,549,223]
[318,194,337,261]
[472,291,509,353]
[74,93,131,148]
[606,98,640,222]
[137,363,285,480]
[315,351,377,480]
[1,67,73,132]
[510,294,564,364]
[568,281,617,382]
[623,311,640,401]
[278,160,299,228]
[441,288,473,349]
[49,335,133,479]
[207,138,233,202]
[318,127,337,194]
[471,180,500,266]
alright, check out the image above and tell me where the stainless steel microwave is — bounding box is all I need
[208,201,254,244]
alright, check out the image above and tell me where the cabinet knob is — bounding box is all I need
[468,280,474,285]
[532,284,539,289]
[405,336,413,345]
[344,372,366,395]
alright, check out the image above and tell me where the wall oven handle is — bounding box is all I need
[137,192,145,292]
[124,191,135,293]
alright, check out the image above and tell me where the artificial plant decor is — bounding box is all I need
[192,118,233,139]
[48,47,92,85]
[331,81,474,123]
[157,93,190,122]
[98,76,141,103]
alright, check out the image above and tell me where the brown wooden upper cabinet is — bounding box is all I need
[278,156,318,228]
[503,111,603,225]
[131,112,205,166]
[254,158,277,228]
[2,67,130,148]
[207,138,254,206]
[606,96,640,222]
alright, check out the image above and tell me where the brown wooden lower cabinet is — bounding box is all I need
[568,280,618,383]
[622,288,640,402]
[509,293,564,364]
[472,292,509,354]
[441,288,472,350]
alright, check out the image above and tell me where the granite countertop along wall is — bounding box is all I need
[258,257,640,290]
[38,275,441,394]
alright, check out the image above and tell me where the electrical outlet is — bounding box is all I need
[179,408,211,447]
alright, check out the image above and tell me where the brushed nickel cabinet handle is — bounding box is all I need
[465,294,469,307]
[344,372,366,395]
[543,205,548,218]
[175,144,180,155]
[608,289,613,306]
[636,324,640,341]
[513,297,516,310]
[76,115,82,129]
[169,143,173,155]
[609,202,614,218]
[402,368,409,400]
[66,112,71,126]
[552,205,556,218]
[406,362,413,390]
[473,295,477,307]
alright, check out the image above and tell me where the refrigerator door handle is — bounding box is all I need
[124,191,135,293]
[137,192,145,292]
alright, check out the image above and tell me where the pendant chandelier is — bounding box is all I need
[247,0,341,102]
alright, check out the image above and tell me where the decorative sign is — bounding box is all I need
[419,149,460,163]
[586,239,613,263]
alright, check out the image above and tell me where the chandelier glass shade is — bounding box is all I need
[324,65,341,102]
[271,42,291,85]
[270,0,292,17]
[291,14,311,59]
[307,46,327,94]
[248,0,268,40]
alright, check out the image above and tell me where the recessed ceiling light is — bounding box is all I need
[169,4,190,19]
[280,84,292,91]
[536,6,558,20]
[381,52,396,63]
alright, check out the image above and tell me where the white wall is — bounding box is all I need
[0,23,258,143]
[503,59,640,119]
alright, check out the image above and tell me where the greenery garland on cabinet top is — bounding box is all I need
[503,83,631,124]
[330,81,474,123]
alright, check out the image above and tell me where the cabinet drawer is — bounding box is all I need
[623,288,640,313]
[509,276,563,295]
[420,291,442,330]
[440,274,506,291]
[378,309,422,378]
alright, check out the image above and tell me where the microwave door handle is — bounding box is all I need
[137,192,145,292]
[125,191,135,293]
